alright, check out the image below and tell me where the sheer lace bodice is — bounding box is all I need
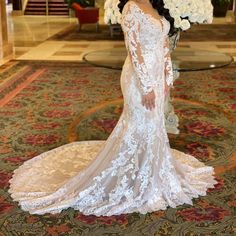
[8,1,217,217]
[121,1,173,95]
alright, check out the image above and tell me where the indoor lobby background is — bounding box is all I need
[1,0,236,63]
[0,0,236,235]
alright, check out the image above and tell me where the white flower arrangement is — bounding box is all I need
[163,0,214,31]
[104,0,122,24]
[104,0,213,30]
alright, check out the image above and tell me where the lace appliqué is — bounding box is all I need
[121,3,154,95]
[164,37,174,86]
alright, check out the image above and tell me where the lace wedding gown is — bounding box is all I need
[8,1,217,216]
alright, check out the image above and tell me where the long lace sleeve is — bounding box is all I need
[164,37,174,86]
[121,4,154,95]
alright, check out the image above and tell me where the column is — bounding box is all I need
[0,0,13,65]
[233,0,236,18]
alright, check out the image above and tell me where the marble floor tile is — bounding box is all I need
[62,44,90,48]
[47,55,84,61]
[53,51,83,56]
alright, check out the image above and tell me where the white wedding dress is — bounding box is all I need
[8,1,217,216]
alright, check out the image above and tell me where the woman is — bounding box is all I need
[8,0,217,216]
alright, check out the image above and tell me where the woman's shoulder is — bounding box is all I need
[122,0,141,14]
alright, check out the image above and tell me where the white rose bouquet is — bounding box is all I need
[104,0,122,24]
[163,0,214,31]
[104,0,213,30]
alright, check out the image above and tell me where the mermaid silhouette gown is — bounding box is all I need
[8,1,217,216]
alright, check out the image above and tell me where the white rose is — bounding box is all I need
[189,13,199,23]
[177,5,188,14]
[104,15,109,24]
[117,14,122,24]
[206,16,213,24]
[112,0,118,10]
[106,8,112,17]
[110,13,117,24]
[169,8,181,19]
[174,17,182,28]
[104,0,112,9]
[180,19,191,30]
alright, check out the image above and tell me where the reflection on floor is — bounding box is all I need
[9,16,77,58]
[15,40,236,63]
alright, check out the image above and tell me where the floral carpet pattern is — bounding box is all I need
[0,60,235,236]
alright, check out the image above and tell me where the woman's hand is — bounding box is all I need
[142,90,156,110]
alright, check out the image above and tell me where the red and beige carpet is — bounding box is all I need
[0,60,235,235]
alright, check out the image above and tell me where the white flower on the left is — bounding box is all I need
[104,0,121,24]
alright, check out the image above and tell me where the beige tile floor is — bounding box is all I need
[10,16,78,58]
[6,5,236,63]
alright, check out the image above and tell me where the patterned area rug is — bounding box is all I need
[49,23,236,42]
[0,60,235,236]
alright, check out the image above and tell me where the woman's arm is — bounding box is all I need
[121,3,154,96]
[164,37,174,88]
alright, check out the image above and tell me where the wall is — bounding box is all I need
[0,0,13,65]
